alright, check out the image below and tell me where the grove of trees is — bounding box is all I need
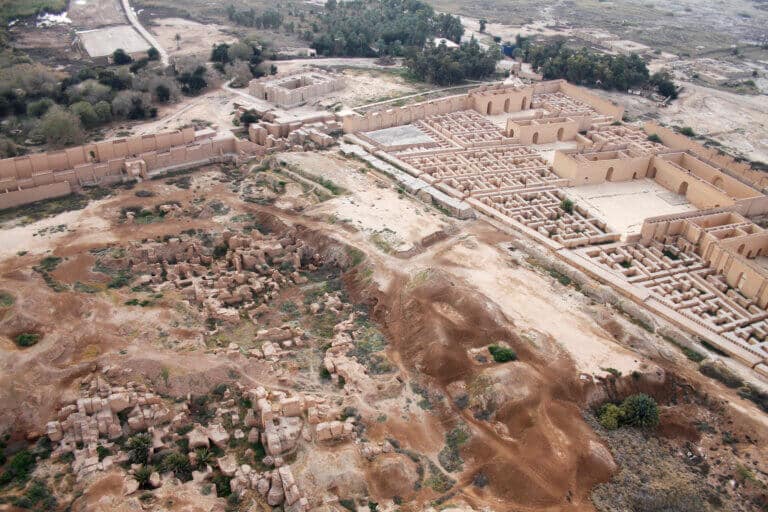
[405,38,501,85]
[309,0,464,57]
[0,44,220,156]
[512,38,678,97]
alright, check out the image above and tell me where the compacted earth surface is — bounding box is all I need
[0,152,766,511]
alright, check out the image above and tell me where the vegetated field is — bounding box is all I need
[134,0,312,24]
[426,0,768,55]
[0,0,66,20]
[135,0,313,50]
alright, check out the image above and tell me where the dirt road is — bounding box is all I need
[121,0,169,65]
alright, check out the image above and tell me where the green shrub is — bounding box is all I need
[560,198,574,214]
[107,271,131,289]
[211,472,231,497]
[126,434,152,465]
[699,360,743,388]
[598,403,623,430]
[96,445,110,461]
[37,256,62,271]
[133,465,153,489]
[112,48,132,65]
[597,394,659,430]
[647,133,662,143]
[11,480,56,509]
[0,291,13,308]
[488,345,517,363]
[620,393,659,428]
[160,452,192,481]
[15,333,40,348]
[0,449,37,487]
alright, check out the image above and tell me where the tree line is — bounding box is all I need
[510,37,677,98]
[309,0,464,57]
[0,35,270,157]
[405,38,501,86]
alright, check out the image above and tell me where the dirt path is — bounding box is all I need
[121,0,169,65]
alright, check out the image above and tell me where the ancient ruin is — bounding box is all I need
[248,69,345,108]
[343,79,768,376]
[0,127,258,210]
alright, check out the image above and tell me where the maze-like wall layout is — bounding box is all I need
[532,92,596,117]
[355,87,768,372]
[582,241,768,362]
[376,110,619,247]
[587,125,668,155]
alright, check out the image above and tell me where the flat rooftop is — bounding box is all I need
[77,25,151,58]
[564,178,698,236]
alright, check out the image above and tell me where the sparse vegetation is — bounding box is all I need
[14,333,40,348]
[597,393,659,430]
[438,425,470,472]
[488,344,517,363]
[125,433,152,465]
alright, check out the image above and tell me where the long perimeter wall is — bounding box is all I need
[341,80,624,134]
[0,129,260,210]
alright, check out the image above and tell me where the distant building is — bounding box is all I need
[432,38,459,49]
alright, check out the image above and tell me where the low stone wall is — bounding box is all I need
[0,181,72,210]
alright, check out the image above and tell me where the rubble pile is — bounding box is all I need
[120,229,323,321]
[45,377,183,481]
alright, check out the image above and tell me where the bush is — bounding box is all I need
[70,101,99,129]
[27,98,54,118]
[160,452,192,481]
[647,133,662,143]
[699,360,743,389]
[597,394,659,430]
[560,198,574,214]
[0,449,36,487]
[126,433,152,465]
[147,47,160,61]
[239,109,260,126]
[488,345,517,363]
[36,107,85,147]
[155,84,171,103]
[93,101,112,124]
[678,126,696,137]
[133,465,153,488]
[15,333,40,347]
[598,403,623,430]
[620,394,659,428]
[112,48,133,65]
[211,472,231,497]
[11,480,56,509]
[0,291,13,308]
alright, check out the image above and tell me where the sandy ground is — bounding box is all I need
[430,232,642,375]
[149,17,238,60]
[0,203,115,260]
[564,179,697,235]
[105,90,239,138]
[659,82,768,164]
[322,69,423,109]
[607,81,768,164]
[277,151,451,252]
[68,0,126,29]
